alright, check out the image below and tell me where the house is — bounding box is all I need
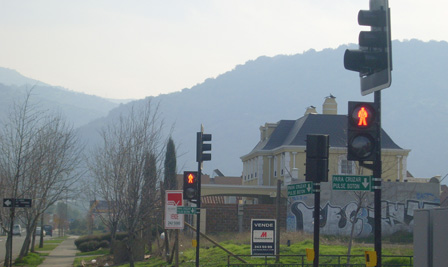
[240,96,411,186]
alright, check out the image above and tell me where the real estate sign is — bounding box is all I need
[164,190,184,229]
[251,219,276,256]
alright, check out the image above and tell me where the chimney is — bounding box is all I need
[322,94,337,115]
[304,106,318,115]
[260,123,278,141]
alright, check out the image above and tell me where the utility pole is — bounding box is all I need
[195,126,212,267]
[305,134,329,267]
[373,91,382,266]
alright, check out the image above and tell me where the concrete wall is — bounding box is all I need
[203,203,287,234]
[287,182,440,236]
[414,207,448,267]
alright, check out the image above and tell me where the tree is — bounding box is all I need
[0,91,83,264]
[164,138,177,191]
[89,100,165,267]
[141,152,158,253]
[162,137,177,263]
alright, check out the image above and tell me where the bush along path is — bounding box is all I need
[38,236,78,267]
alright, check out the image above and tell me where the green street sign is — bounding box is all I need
[177,206,197,214]
[332,175,371,191]
[287,182,313,197]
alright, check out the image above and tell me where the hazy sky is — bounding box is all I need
[0,0,446,99]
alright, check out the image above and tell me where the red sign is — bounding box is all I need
[165,190,184,229]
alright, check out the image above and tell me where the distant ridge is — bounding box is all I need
[0,67,49,87]
[77,39,448,181]
[0,68,119,128]
[2,40,446,181]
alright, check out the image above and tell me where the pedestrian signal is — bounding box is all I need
[183,171,198,201]
[347,102,378,161]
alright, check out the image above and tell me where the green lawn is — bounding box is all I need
[75,248,110,257]
[110,239,413,267]
[69,232,414,267]
[13,252,44,267]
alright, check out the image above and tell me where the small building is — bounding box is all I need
[241,96,411,186]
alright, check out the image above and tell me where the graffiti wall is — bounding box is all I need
[287,182,440,236]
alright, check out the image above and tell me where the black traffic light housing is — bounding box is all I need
[305,134,329,182]
[196,132,212,162]
[183,171,199,202]
[347,101,379,161]
[344,0,392,96]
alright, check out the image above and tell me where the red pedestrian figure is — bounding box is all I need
[358,107,368,126]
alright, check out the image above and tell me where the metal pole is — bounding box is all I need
[275,179,281,262]
[313,183,321,267]
[8,205,15,267]
[195,161,201,267]
[374,90,382,267]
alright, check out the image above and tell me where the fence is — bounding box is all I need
[227,254,413,267]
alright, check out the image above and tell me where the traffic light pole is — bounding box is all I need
[195,162,201,267]
[373,90,382,267]
[313,183,321,267]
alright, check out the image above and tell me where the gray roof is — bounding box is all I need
[251,114,401,153]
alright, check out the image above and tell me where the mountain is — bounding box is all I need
[0,67,49,87]
[0,67,120,127]
[78,39,448,181]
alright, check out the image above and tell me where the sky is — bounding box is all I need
[0,0,447,100]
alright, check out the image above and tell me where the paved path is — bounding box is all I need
[39,236,78,267]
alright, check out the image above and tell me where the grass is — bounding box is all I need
[13,253,44,267]
[13,236,69,266]
[69,231,414,267]
[103,231,414,267]
[34,243,59,251]
[75,248,110,256]
[73,256,98,267]
[44,237,67,244]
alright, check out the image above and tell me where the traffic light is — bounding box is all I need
[344,0,392,95]
[196,132,212,162]
[305,134,329,182]
[347,101,378,161]
[183,171,198,201]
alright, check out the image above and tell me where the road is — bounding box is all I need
[0,234,26,264]
[0,234,50,264]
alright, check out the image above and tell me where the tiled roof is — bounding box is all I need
[251,113,401,153]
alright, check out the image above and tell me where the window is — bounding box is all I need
[338,155,356,175]
[281,153,285,176]
[273,156,277,177]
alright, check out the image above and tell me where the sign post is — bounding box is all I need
[332,175,372,191]
[3,198,32,208]
[177,206,197,215]
[3,198,32,267]
[287,182,313,197]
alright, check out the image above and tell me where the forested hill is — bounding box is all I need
[0,67,119,127]
[78,39,448,180]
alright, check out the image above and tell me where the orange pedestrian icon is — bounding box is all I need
[358,107,368,126]
[188,173,195,184]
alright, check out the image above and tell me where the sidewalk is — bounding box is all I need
[39,235,78,267]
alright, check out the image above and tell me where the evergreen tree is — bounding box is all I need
[164,137,177,190]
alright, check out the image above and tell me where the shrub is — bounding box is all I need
[387,231,413,244]
[79,241,100,252]
[75,232,128,250]
[75,236,92,249]
[99,240,110,248]
[116,232,127,241]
